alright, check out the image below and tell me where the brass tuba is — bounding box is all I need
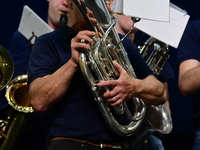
[0,46,33,150]
[75,0,172,143]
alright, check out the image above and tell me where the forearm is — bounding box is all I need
[179,66,200,96]
[135,75,166,105]
[29,59,78,113]
[98,65,166,106]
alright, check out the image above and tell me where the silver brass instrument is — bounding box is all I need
[76,0,146,136]
[74,0,172,146]
[0,45,33,150]
[139,37,169,77]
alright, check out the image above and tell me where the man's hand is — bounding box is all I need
[98,61,136,106]
[70,30,96,65]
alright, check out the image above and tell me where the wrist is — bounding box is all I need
[69,58,79,68]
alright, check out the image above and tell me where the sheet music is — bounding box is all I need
[18,5,53,44]
[111,0,170,22]
[111,0,123,14]
[134,3,190,48]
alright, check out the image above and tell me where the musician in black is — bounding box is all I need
[28,0,167,149]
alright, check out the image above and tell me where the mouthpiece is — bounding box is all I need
[60,11,67,24]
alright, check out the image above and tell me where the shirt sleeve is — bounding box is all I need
[177,20,200,65]
[27,36,58,85]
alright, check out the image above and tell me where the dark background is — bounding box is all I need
[0,0,200,150]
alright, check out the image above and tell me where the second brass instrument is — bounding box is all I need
[0,74,33,150]
[0,47,33,150]
[139,37,169,77]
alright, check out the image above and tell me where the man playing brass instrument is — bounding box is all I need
[28,0,167,149]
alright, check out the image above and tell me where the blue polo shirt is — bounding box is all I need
[28,23,153,142]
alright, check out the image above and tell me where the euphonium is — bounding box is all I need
[74,1,172,147]
[75,0,173,144]
[75,0,146,136]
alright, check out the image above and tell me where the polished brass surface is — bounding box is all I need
[0,107,30,150]
[0,46,14,90]
[0,74,33,150]
[5,74,34,113]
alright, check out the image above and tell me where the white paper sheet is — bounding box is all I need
[18,5,53,44]
[134,3,190,48]
[111,0,123,14]
[111,0,170,22]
